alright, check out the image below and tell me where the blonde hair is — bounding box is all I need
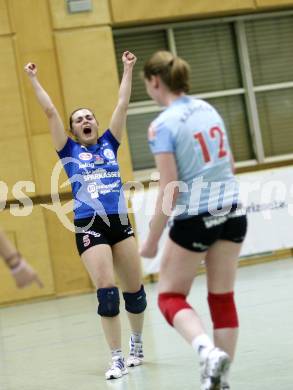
[143,51,190,93]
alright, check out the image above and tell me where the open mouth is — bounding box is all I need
[83,127,92,135]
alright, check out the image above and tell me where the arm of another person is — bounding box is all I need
[24,63,68,151]
[0,228,43,288]
[140,153,179,258]
[109,51,137,143]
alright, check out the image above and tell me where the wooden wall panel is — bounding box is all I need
[110,0,257,24]
[0,206,55,305]
[117,136,134,183]
[9,0,54,52]
[0,137,34,201]
[0,0,10,35]
[49,0,110,29]
[0,36,33,200]
[6,0,67,199]
[256,0,293,7]
[0,37,27,141]
[31,134,70,197]
[21,50,66,137]
[43,207,93,295]
[55,27,119,130]
[55,26,134,181]
[8,0,65,136]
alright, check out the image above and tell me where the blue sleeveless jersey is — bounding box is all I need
[148,96,239,218]
[57,130,127,219]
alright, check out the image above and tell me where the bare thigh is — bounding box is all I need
[81,244,115,288]
[158,237,206,295]
[205,240,243,293]
[112,237,142,292]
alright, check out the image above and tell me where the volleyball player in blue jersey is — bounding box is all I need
[141,51,247,390]
[0,228,42,288]
[24,51,146,380]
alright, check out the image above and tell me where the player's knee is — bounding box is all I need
[158,292,192,326]
[97,287,120,317]
[208,291,239,329]
[122,285,147,314]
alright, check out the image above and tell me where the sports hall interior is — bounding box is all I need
[0,1,293,389]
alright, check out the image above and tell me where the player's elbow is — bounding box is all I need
[117,98,128,112]
[45,106,57,118]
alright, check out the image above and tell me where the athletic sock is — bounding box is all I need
[192,333,214,360]
[111,348,123,359]
[131,332,142,343]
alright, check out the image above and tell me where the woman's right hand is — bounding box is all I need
[140,239,158,259]
[24,62,37,77]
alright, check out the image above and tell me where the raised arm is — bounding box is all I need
[24,63,68,151]
[109,51,137,142]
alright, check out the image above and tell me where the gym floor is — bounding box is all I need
[0,258,292,390]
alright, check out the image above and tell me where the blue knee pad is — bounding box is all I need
[97,287,120,317]
[122,285,147,314]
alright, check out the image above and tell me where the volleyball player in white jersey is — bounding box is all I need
[0,228,43,288]
[141,51,247,390]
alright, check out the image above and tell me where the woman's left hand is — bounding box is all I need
[122,51,137,67]
[140,239,158,258]
[11,258,44,289]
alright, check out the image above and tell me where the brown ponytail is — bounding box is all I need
[143,51,190,93]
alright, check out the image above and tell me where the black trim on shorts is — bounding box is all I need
[75,214,134,255]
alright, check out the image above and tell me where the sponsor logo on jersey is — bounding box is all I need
[83,170,120,182]
[107,160,118,166]
[99,180,120,195]
[79,152,93,161]
[103,149,115,160]
[86,179,120,199]
[87,183,99,199]
[79,162,95,169]
[95,155,104,165]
